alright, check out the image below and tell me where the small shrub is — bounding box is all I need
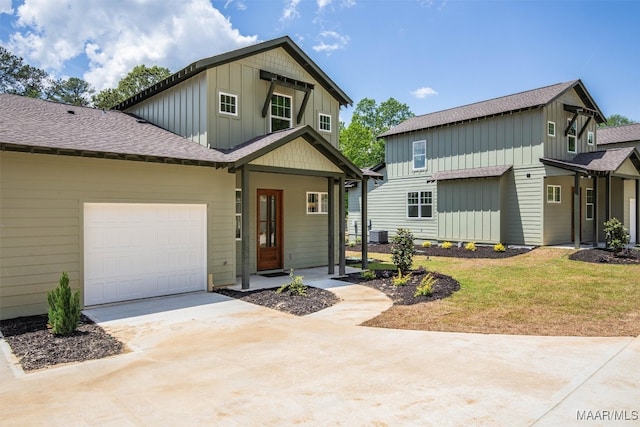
[390,228,415,274]
[348,241,356,248]
[414,273,436,297]
[441,241,453,249]
[464,242,477,251]
[392,269,411,286]
[360,269,376,280]
[421,241,431,248]
[356,237,362,244]
[604,217,630,254]
[277,269,307,296]
[47,272,80,336]
[494,243,506,252]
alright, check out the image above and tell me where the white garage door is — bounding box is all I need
[84,203,207,306]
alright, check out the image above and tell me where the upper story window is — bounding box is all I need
[407,191,433,218]
[219,92,237,116]
[319,113,331,133]
[587,131,594,145]
[567,119,577,153]
[547,185,561,203]
[413,140,426,170]
[547,121,556,137]
[271,93,292,132]
[307,192,328,214]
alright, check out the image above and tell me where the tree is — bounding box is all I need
[599,114,637,128]
[93,64,171,109]
[46,77,95,106]
[339,97,414,167]
[0,45,49,98]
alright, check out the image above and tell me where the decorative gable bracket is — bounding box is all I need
[260,70,314,125]
[563,104,597,138]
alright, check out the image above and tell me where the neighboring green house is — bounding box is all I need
[0,36,366,320]
[347,80,640,247]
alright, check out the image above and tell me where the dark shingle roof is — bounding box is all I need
[597,123,640,145]
[115,36,352,110]
[381,80,604,138]
[429,165,512,182]
[0,94,227,166]
[540,147,640,175]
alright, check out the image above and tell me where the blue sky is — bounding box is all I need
[1,0,639,124]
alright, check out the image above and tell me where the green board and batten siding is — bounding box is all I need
[0,152,235,320]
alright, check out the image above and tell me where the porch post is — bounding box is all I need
[241,166,251,289]
[327,177,335,275]
[361,177,369,270]
[593,177,599,247]
[574,173,580,249]
[338,176,346,276]
[636,179,640,244]
[605,174,612,221]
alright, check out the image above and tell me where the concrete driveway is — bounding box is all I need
[1,280,638,426]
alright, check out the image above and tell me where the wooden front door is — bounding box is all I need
[257,189,283,271]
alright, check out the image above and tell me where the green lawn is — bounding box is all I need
[356,248,640,336]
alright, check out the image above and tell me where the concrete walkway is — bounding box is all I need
[1,280,638,426]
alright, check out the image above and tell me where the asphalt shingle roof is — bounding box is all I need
[541,147,638,174]
[0,94,227,166]
[380,80,596,138]
[429,165,513,182]
[597,123,640,145]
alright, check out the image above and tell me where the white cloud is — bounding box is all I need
[6,0,257,90]
[0,0,13,14]
[411,87,438,99]
[317,0,332,8]
[224,0,247,11]
[312,31,349,54]
[281,0,301,23]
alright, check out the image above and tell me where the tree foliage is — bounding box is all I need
[45,77,95,106]
[93,65,171,109]
[340,97,414,168]
[599,114,637,128]
[0,45,49,98]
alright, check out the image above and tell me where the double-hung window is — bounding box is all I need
[219,92,237,116]
[271,93,292,131]
[413,140,426,170]
[547,185,561,203]
[567,119,577,153]
[547,121,556,137]
[407,191,433,218]
[587,131,594,145]
[307,192,328,214]
[586,188,594,220]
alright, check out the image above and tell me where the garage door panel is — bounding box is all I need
[84,203,207,306]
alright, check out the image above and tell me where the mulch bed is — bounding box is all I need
[569,248,640,264]
[347,243,532,259]
[215,286,340,316]
[338,268,460,305]
[0,314,125,372]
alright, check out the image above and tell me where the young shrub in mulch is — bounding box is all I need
[604,217,630,254]
[276,269,308,296]
[47,272,80,336]
[390,228,415,274]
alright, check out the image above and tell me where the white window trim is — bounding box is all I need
[318,113,332,133]
[270,92,292,132]
[406,190,433,219]
[306,191,328,214]
[586,188,594,220]
[587,131,594,145]
[235,189,242,240]
[547,121,556,137]
[547,185,561,204]
[412,140,427,171]
[567,119,577,154]
[219,91,238,116]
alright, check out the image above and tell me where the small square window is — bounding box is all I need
[319,113,331,132]
[219,92,238,116]
[547,121,556,137]
[587,131,594,145]
[307,192,328,214]
[547,185,561,203]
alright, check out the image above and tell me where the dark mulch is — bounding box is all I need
[347,243,532,259]
[0,314,125,372]
[337,267,460,305]
[215,286,340,316]
[569,248,640,264]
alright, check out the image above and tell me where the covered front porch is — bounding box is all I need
[541,147,640,248]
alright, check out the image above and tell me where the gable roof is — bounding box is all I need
[540,147,640,176]
[114,36,352,110]
[380,80,604,138]
[225,125,362,179]
[597,123,640,145]
[0,94,227,167]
